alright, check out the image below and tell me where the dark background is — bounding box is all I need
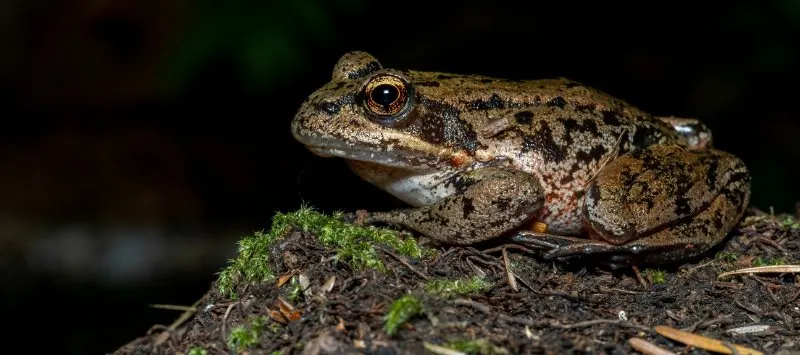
[1,1,798,353]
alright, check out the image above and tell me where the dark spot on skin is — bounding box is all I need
[546,96,567,108]
[470,93,506,110]
[404,97,482,154]
[712,211,724,230]
[559,118,602,146]
[575,145,608,164]
[347,61,381,79]
[703,156,719,190]
[601,110,621,126]
[491,197,511,210]
[534,95,542,105]
[728,171,750,186]
[638,184,656,210]
[575,104,596,113]
[619,170,638,187]
[333,81,347,90]
[437,74,454,79]
[562,118,600,136]
[635,147,662,171]
[480,78,494,83]
[565,82,583,88]
[632,125,660,149]
[462,198,476,219]
[568,162,582,175]
[521,121,567,163]
[514,111,534,124]
[415,81,441,87]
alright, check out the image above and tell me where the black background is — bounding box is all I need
[1,1,798,353]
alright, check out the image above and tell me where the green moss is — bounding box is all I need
[446,338,506,355]
[424,277,492,298]
[753,256,787,267]
[187,347,208,355]
[286,276,303,302]
[643,269,666,284]
[227,316,269,353]
[781,216,800,229]
[227,326,258,353]
[716,252,739,262]
[383,294,424,336]
[217,205,432,298]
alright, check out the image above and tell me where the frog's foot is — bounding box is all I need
[574,143,751,265]
[362,166,546,245]
[510,231,641,268]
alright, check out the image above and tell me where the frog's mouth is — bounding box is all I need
[303,143,447,171]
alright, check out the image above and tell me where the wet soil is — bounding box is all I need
[114,207,800,354]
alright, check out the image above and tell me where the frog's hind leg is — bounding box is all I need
[540,192,746,265]
[524,144,751,266]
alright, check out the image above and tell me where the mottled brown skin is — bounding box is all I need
[291,51,751,266]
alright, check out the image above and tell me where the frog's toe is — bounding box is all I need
[510,231,588,250]
[543,242,627,260]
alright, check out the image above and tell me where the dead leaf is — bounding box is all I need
[654,325,763,355]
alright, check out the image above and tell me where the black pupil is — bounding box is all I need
[370,84,399,108]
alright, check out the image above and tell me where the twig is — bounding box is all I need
[149,304,197,312]
[599,286,644,295]
[483,243,542,255]
[548,319,653,333]
[502,247,519,292]
[632,265,648,289]
[718,265,800,279]
[629,337,677,355]
[681,260,715,278]
[221,302,237,340]
[378,246,429,280]
[757,236,789,254]
[454,298,541,327]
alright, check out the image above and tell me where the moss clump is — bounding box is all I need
[217,205,431,299]
[716,252,739,262]
[643,269,667,285]
[753,256,787,267]
[227,316,269,353]
[383,294,424,336]
[187,347,208,355]
[446,338,507,355]
[424,277,492,298]
[781,216,800,230]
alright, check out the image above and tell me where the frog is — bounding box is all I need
[291,51,751,266]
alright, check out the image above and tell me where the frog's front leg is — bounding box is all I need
[363,167,545,245]
[518,144,751,265]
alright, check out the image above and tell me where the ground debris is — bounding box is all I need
[113,207,800,354]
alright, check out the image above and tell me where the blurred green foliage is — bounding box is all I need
[161,0,363,94]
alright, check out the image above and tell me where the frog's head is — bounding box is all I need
[291,51,482,171]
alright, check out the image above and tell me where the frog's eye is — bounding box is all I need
[362,75,412,118]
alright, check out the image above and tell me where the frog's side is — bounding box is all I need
[291,51,751,266]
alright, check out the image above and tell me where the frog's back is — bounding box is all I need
[419,75,682,234]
